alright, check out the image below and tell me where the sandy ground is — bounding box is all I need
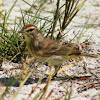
[0,0,100,100]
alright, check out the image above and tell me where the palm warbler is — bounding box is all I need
[19,24,99,66]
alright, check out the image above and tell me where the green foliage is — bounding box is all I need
[0,0,87,62]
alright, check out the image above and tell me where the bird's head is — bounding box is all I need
[19,24,38,33]
[19,24,45,44]
[19,24,42,40]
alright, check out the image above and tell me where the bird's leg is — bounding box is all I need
[51,65,61,79]
[19,57,35,82]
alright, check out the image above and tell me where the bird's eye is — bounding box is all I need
[26,28,34,32]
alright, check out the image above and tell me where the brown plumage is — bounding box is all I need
[19,24,99,66]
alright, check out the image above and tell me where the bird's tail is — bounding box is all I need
[80,53,100,58]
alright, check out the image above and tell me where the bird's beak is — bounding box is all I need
[18,28,24,33]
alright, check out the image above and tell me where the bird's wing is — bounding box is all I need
[38,39,81,56]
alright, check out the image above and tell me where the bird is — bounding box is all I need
[19,24,99,76]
